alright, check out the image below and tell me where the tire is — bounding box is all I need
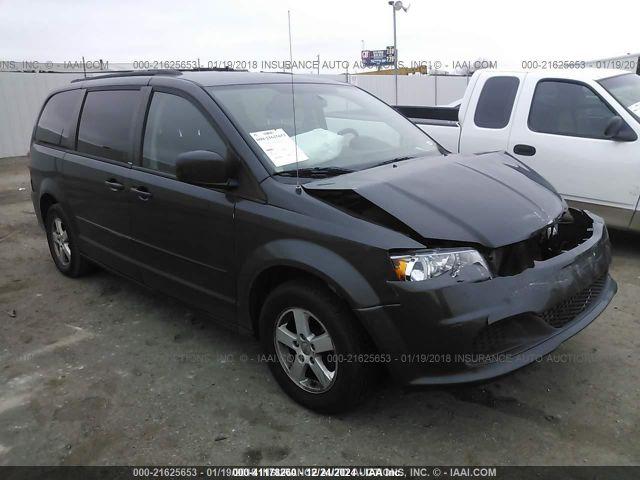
[45,204,92,278]
[259,279,374,413]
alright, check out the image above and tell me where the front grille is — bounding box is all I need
[486,209,594,277]
[471,275,608,356]
[472,321,511,355]
[540,275,607,328]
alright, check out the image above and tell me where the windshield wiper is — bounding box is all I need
[370,155,418,168]
[276,166,354,178]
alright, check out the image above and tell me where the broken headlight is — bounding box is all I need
[391,248,492,282]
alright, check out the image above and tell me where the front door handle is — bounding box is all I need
[104,179,124,191]
[513,144,536,156]
[131,186,152,201]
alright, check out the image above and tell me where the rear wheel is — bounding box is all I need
[260,280,374,413]
[45,204,92,277]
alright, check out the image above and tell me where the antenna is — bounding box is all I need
[288,10,301,193]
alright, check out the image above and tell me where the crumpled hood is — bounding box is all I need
[303,152,565,248]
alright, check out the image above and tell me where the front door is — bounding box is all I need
[128,90,236,322]
[509,79,640,229]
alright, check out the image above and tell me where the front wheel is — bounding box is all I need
[259,280,374,413]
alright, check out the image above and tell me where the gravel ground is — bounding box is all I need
[0,157,638,466]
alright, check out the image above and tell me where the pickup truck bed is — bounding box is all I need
[394,105,461,152]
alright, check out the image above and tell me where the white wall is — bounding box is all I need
[0,72,469,159]
[350,74,469,106]
[0,73,82,158]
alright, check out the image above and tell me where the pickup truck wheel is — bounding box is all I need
[45,205,92,278]
[259,280,373,413]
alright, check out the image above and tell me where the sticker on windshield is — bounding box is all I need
[249,129,309,167]
[629,101,640,115]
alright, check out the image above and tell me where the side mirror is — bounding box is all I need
[604,116,623,138]
[604,115,638,142]
[175,150,237,188]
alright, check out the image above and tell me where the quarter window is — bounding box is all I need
[35,89,84,148]
[142,92,227,175]
[77,90,140,162]
[528,81,616,138]
[474,76,520,129]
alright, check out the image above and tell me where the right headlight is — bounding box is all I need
[391,248,492,282]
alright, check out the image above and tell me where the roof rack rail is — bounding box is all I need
[71,69,183,83]
[186,67,246,72]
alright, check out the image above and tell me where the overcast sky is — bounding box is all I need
[2,0,638,72]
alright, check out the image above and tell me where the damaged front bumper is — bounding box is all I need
[355,211,617,385]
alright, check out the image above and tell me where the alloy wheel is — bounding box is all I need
[51,216,71,267]
[273,307,337,393]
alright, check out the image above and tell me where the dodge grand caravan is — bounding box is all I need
[29,70,616,412]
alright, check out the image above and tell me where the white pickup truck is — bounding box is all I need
[397,69,640,231]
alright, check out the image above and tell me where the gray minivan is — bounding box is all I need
[30,70,616,412]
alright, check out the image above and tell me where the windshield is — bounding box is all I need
[207,83,441,175]
[599,73,640,122]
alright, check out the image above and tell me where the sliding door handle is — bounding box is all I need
[104,179,124,191]
[131,186,152,201]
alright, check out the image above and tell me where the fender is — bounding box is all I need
[237,238,383,332]
[36,176,73,228]
[29,142,69,226]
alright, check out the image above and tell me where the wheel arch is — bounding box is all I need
[37,178,68,227]
[39,192,58,222]
[238,239,382,338]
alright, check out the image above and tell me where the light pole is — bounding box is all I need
[388,1,409,105]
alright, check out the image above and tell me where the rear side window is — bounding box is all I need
[35,90,83,148]
[142,92,227,175]
[529,80,616,139]
[77,90,140,162]
[474,76,520,129]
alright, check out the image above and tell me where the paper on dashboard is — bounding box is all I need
[249,129,309,167]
